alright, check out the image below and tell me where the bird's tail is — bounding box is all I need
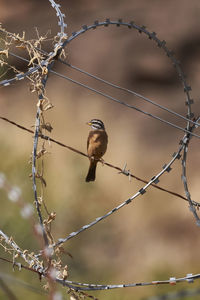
[85,161,97,182]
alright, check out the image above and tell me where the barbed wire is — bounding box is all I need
[1,115,199,208]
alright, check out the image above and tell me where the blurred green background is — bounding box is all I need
[1,0,200,299]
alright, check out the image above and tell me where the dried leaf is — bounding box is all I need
[43,103,54,111]
[0,50,8,57]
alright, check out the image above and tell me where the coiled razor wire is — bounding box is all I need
[30,0,68,247]
[55,273,198,291]
[0,2,200,295]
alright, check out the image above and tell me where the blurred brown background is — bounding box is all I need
[1,0,200,299]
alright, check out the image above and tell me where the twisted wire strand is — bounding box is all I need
[51,68,200,139]
[60,60,200,127]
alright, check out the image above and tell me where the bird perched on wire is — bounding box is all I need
[85,119,108,182]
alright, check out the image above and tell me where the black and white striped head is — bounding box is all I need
[87,119,105,130]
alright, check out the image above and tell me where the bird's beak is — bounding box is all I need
[86,122,92,126]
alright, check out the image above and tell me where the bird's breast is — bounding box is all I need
[87,130,108,159]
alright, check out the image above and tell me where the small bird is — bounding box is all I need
[86,119,108,182]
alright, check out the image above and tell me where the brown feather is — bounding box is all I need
[87,130,108,158]
[86,129,108,182]
[85,160,97,182]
